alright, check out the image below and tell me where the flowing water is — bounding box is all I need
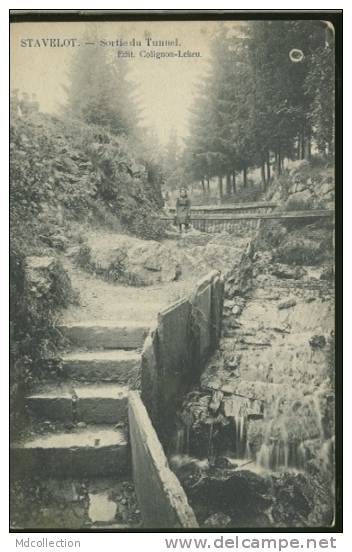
[171,261,334,480]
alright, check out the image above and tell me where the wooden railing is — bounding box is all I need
[161,205,334,233]
[167,201,277,215]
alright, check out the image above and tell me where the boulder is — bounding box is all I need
[25,256,75,307]
[204,243,239,276]
[309,335,326,349]
[278,297,297,310]
[41,233,69,251]
[188,469,272,526]
[271,264,306,280]
[290,181,309,194]
[285,190,313,211]
[76,233,194,285]
[273,235,324,266]
[203,512,232,527]
[270,471,333,527]
[320,181,335,197]
[289,159,310,174]
[320,266,334,281]
[179,229,211,246]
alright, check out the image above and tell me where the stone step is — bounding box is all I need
[63,349,141,384]
[25,384,129,424]
[25,385,73,422]
[75,385,128,424]
[58,321,149,350]
[11,426,128,477]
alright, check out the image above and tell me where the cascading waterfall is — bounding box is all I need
[311,394,325,439]
[320,436,334,473]
[256,442,271,470]
[173,387,331,474]
[256,438,304,471]
[208,422,214,462]
[234,415,246,458]
[174,426,185,455]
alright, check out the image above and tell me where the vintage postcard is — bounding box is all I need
[10,11,341,532]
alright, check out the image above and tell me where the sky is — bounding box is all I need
[10,20,240,145]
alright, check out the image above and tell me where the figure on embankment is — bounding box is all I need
[176,188,191,233]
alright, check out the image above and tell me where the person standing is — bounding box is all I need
[175,188,191,233]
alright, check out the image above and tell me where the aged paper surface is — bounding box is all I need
[10,13,339,531]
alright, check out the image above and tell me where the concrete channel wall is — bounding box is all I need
[129,391,198,528]
[128,270,224,528]
[141,270,224,440]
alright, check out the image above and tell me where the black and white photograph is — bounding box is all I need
[9,10,342,533]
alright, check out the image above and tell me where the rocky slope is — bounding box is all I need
[169,165,335,528]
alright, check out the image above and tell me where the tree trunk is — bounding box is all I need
[218,175,223,200]
[301,132,305,160]
[232,171,236,194]
[305,136,311,160]
[277,149,281,176]
[266,152,271,183]
[261,162,266,191]
[226,173,232,195]
[206,176,210,193]
[201,177,205,195]
[243,167,247,188]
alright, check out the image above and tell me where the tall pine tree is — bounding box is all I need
[65,39,139,136]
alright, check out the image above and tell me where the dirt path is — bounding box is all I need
[61,260,198,325]
[60,227,249,327]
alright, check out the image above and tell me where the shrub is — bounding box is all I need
[273,235,325,266]
[10,98,166,433]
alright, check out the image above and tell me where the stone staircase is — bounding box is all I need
[11,320,149,479]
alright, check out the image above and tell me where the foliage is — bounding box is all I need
[273,235,326,266]
[11,93,165,239]
[10,91,166,431]
[10,245,77,431]
[65,39,139,136]
[184,21,335,193]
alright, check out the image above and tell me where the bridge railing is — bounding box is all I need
[161,206,334,233]
[167,201,277,216]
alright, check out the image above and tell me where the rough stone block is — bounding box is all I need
[75,385,128,424]
[58,321,149,349]
[63,350,141,384]
[11,427,128,477]
[25,386,73,421]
